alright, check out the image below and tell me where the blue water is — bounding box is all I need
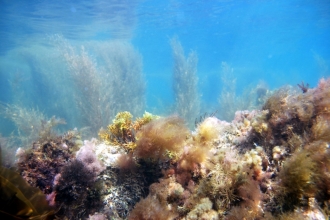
[0,0,330,136]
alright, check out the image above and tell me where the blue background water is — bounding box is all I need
[0,0,330,136]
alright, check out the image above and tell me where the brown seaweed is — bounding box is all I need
[0,165,53,219]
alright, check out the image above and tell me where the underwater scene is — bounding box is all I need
[0,0,330,219]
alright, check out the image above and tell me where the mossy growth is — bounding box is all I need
[264,86,316,130]
[54,160,103,219]
[98,111,159,151]
[16,130,79,195]
[128,194,178,220]
[304,141,330,211]
[276,149,318,212]
[262,87,291,118]
[185,197,218,220]
[134,116,189,161]
[194,117,219,144]
[178,143,210,171]
[129,177,184,220]
[251,110,269,135]
[311,115,330,142]
[313,78,330,118]
[195,148,247,211]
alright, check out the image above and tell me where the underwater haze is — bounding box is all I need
[1,1,330,219]
[1,0,330,134]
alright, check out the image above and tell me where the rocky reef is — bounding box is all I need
[6,78,330,219]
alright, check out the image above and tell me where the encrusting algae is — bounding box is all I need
[1,78,330,219]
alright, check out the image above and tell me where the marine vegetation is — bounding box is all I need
[14,129,106,219]
[217,62,269,121]
[2,78,330,219]
[52,36,146,133]
[127,77,330,220]
[16,130,80,195]
[170,37,200,128]
[0,150,54,219]
[98,111,159,151]
[134,115,189,161]
[54,159,103,219]
[0,103,66,147]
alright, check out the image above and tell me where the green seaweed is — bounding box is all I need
[277,149,317,212]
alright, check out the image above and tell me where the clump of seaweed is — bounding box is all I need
[185,197,218,220]
[128,193,177,220]
[250,85,315,156]
[0,149,54,219]
[251,110,269,135]
[269,139,330,217]
[128,177,183,220]
[76,139,106,176]
[54,160,103,219]
[177,117,223,173]
[194,148,249,213]
[99,111,159,151]
[133,111,159,131]
[103,111,134,145]
[276,149,317,211]
[311,115,330,142]
[16,129,80,195]
[134,115,189,161]
[194,116,220,144]
[313,78,330,119]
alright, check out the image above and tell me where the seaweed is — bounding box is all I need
[194,117,220,144]
[0,103,66,147]
[196,149,247,210]
[134,115,189,161]
[0,163,53,219]
[128,177,183,220]
[54,160,103,219]
[16,132,77,195]
[99,111,159,151]
[311,115,330,142]
[276,150,317,212]
[170,37,200,128]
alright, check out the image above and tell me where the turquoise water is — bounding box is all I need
[1,1,330,219]
[0,0,330,135]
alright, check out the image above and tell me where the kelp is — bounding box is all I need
[0,149,53,220]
